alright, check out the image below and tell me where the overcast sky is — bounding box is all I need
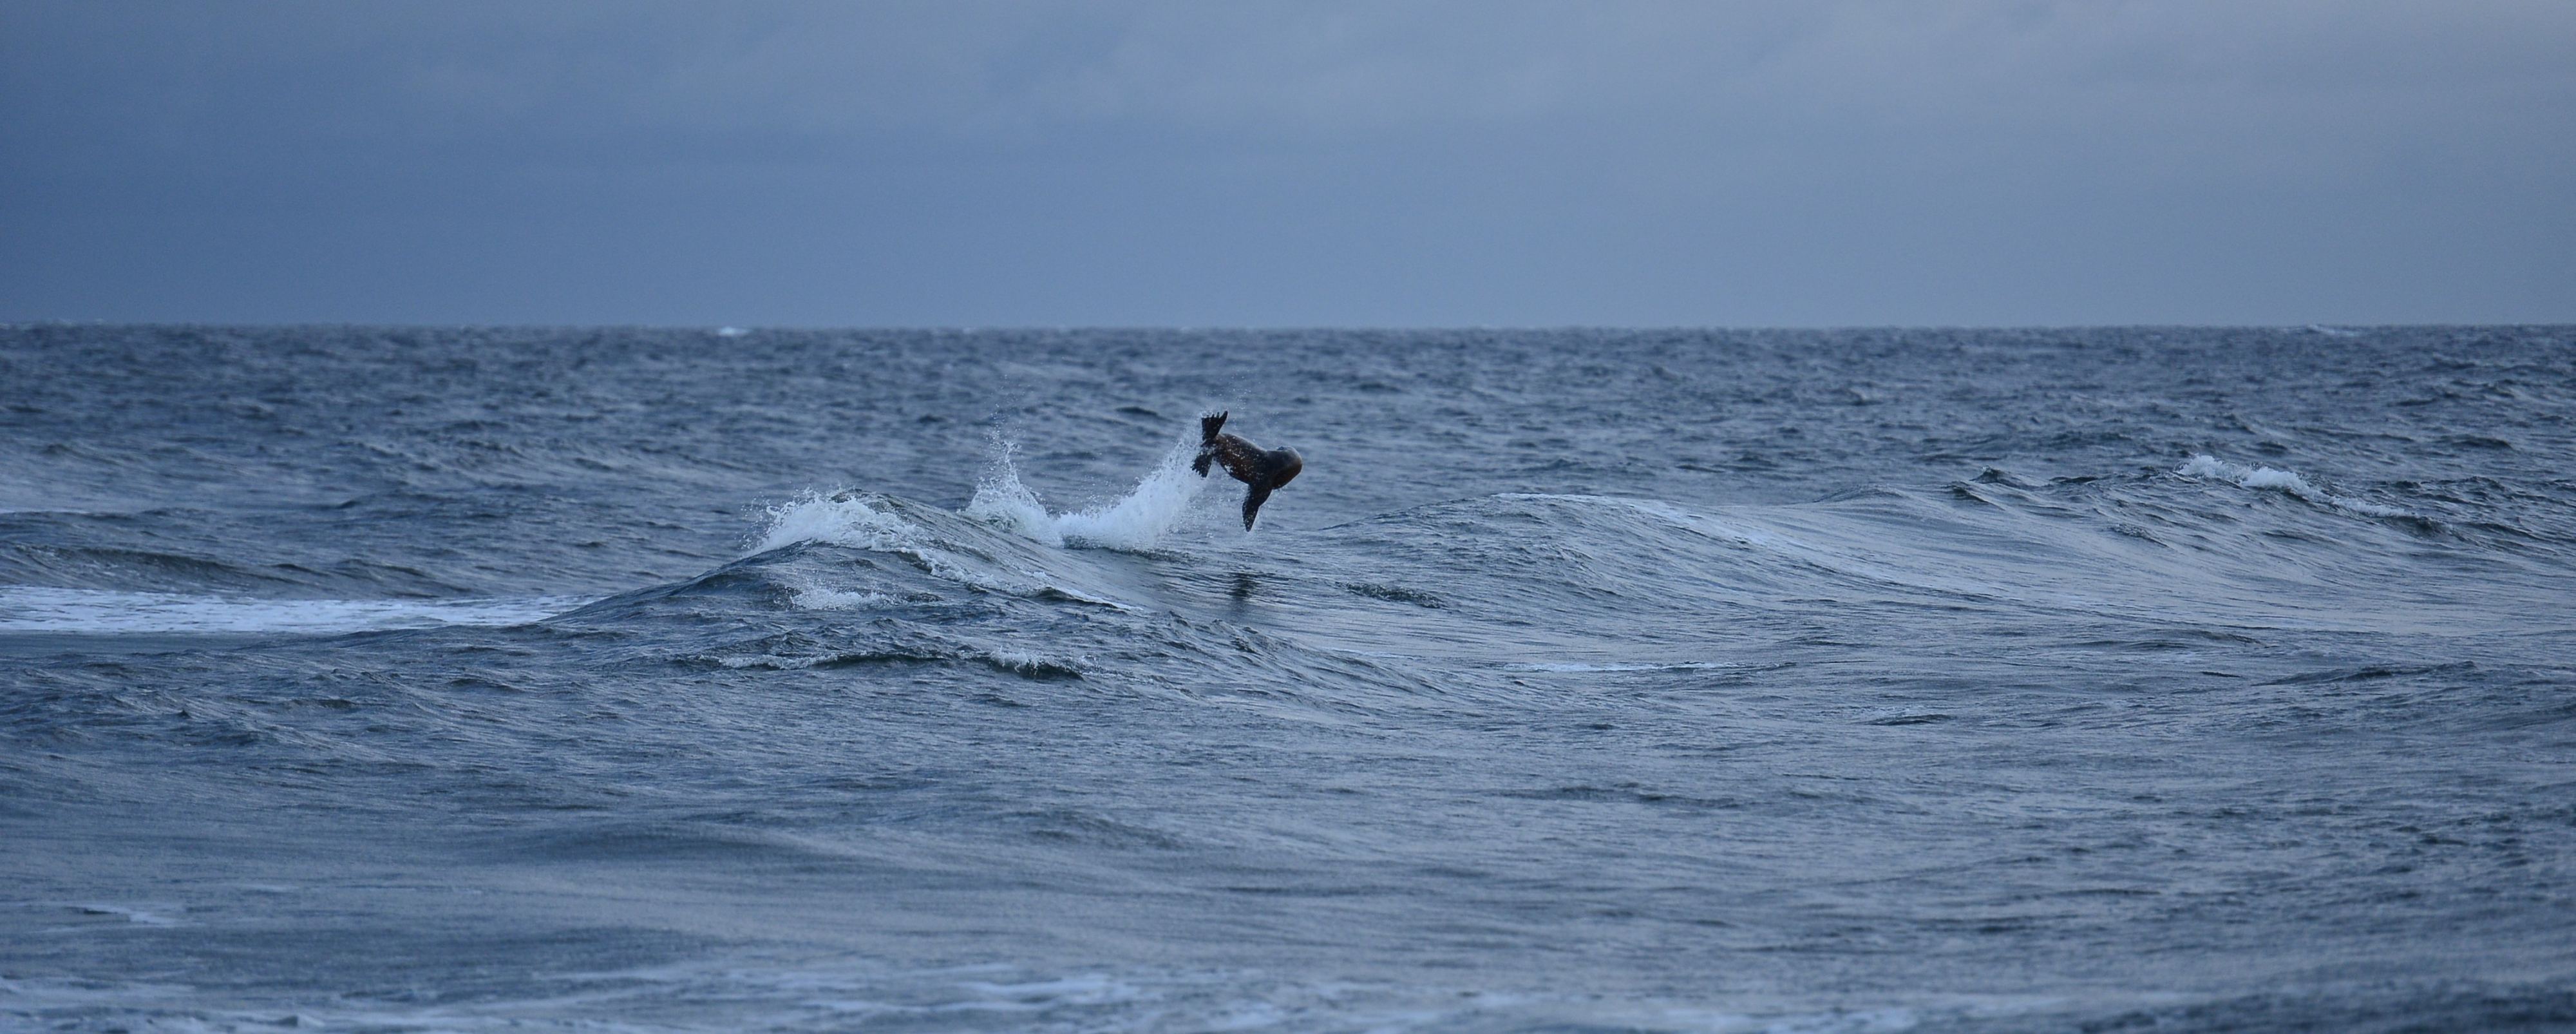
[4,1,2570,326]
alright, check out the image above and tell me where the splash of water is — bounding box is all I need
[966,437,1211,551]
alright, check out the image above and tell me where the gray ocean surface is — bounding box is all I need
[3,325,2573,1032]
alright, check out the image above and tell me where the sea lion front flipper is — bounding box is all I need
[1240,484,1273,531]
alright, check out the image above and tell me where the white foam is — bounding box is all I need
[717,653,824,670]
[967,437,1211,551]
[0,587,580,635]
[2177,455,2409,518]
[1504,660,1728,673]
[770,561,898,611]
[746,489,1136,609]
[752,491,924,555]
[786,586,892,611]
[750,491,1008,596]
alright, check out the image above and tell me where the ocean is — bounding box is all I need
[3,325,2571,1032]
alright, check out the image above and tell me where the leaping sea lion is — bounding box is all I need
[1193,412,1302,530]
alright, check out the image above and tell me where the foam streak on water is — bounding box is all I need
[0,586,578,634]
[3,325,2573,1033]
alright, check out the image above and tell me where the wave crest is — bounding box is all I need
[2178,454,2409,518]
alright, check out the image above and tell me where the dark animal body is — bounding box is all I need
[1195,412,1302,530]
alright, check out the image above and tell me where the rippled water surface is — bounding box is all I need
[4,325,2573,1031]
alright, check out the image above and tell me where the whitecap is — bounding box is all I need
[750,492,1012,597]
[2177,455,2409,518]
[752,492,924,555]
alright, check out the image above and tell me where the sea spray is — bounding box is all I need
[963,439,1063,547]
[752,490,923,555]
[967,436,1211,550]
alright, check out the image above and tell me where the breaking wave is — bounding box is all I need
[2177,454,2411,518]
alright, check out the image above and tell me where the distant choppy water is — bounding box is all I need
[4,325,2574,1033]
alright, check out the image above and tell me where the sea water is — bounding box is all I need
[3,325,2572,1031]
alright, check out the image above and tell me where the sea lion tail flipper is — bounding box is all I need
[1193,412,1227,475]
[1240,483,1273,530]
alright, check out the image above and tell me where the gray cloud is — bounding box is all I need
[4,0,2571,324]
